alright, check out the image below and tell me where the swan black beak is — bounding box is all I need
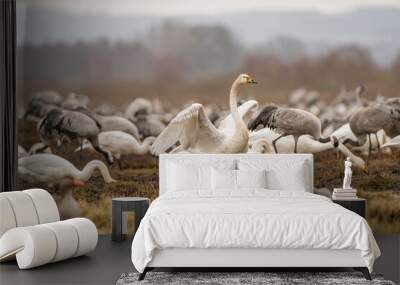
[249,79,258,84]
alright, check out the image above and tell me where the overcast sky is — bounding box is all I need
[28,0,400,16]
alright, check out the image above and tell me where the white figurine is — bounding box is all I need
[342,157,352,189]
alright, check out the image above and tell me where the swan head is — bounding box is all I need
[237,74,257,85]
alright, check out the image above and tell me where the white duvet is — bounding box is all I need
[131,190,380,273]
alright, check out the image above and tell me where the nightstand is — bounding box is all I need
[332,198,366,218]
[112,197,150,242]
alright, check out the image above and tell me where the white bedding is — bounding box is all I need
[131,190,380,273]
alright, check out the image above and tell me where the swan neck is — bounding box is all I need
[78,160,114,183]
[136,141,150,155]
[129,139,151,155]
[356,93,362,106]
[229,81,242,124]
[77,162,96,182]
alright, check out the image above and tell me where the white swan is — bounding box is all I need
[250,128,367,171]
[217,99,259,135]
[331,123,388,155]
[125,98,153,121]
[247,138,274,153]
[168,100,259,154]
[151,74,257,155]
[54,178,84,220]
[61,93,89,110]
[95,114,140,140]
[382,135,400,149]
[28,142,52,155]
[18,153,116,184]
[76,131,155,168]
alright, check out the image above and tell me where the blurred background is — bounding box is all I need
[16,0,400,109]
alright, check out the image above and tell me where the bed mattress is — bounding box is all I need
[131,190,380,273]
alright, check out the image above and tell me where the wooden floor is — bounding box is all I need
[0,235,398,285]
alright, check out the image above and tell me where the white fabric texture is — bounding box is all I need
[238,159,309,191]
[166,159,236,193]
[165,159,236,192]
[0,218,98,269]
[131,190,380,273]
[0,189,98,269]
[167,162,211,191]
[0,191,40,227]
[211,169,267,191]
[211,168,236,190]
[0,196,17,237]
[0,189,60,237]
[236,169,267,189]
[23,189,60,224]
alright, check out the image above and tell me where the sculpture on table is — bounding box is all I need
[342,157,352,190]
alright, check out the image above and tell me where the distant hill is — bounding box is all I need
[17,4,400,65]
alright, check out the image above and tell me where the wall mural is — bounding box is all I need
[16,1,400,234]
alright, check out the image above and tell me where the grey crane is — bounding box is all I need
[248,105,330,153]
[38,109,114,164]
[343,98,400,156]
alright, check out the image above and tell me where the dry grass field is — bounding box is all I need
[17,120,400,234]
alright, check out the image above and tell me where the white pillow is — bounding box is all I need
[266,161,307,191]
[211,168,236,190]
[236,169,267,189]
[238,159,308,191]
[211,169,268,190]
[167,162,211,191]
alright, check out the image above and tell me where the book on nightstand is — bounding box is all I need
[332,188,358,200]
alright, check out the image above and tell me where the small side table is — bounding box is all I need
[332,198,366,218]
[112,197,150,242]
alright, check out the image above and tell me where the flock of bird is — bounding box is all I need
[18,73,400,217]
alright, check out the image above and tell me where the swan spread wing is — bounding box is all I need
[151,103,222,155]
[218,100,259,132]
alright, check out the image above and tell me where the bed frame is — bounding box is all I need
[140,154,371,280]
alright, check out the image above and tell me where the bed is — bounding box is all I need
[131,154,380,280]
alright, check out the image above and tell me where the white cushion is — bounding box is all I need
[166,159,236,192]
[211,169,268,191]
[0,218,97,269]
[23,189,60,224]
[0,196,17,237]
[0,192,39,227]
[211,168,236,190]
[42,222,79,262]
[0,226,57,268]
[267,162,307,191]
[0,189,98,269]
[236,169,267,189]
[0,189,60,238]
[238,159,308,191]
[66,218,98,257]
[167,162,211,191]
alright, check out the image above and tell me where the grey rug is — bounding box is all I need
[116,272,396,285]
